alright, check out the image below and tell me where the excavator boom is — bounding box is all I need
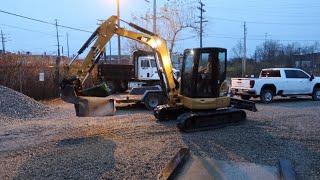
[60,15,179,115]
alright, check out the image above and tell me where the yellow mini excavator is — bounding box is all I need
[60,15,256,132]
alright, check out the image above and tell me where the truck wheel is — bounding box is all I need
[144,93,164,110]
[312,88,320,101]
[260,89,273,103]
[240,95,251,100]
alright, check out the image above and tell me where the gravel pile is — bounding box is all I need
[0,85,52,120]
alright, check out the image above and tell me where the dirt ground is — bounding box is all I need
[0,97,319,179]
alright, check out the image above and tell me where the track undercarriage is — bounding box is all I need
[154,98,256,132]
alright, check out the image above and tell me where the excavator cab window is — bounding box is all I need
[180,48,227,98]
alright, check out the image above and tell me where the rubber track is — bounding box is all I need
[177,108,247,132]
[154,104,185,121]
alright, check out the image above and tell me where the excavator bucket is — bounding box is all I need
[74,96,116,117]
[60,82,115,117]
[60,83,79,104]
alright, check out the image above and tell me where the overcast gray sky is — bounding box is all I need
[0,0,319,57]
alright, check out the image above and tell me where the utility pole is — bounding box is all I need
[144,0,157,33]
[55,20,61,58]
[197,1,208,49]
[242,21,247,77]
[117,0,121,60]
[153,0,157,33]
[55,19,61,95]
[1,30,6,53]
[109,41,112,61]
[66,33,70,58]
[264,33,268,42]
[264,33,269,50]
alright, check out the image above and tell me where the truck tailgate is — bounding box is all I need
[231,78,251,89]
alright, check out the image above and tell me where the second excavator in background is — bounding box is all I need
[60,15,256,132]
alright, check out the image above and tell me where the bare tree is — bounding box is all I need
[128,0,198,54]
[157,0,198,54]
[231,40,243,59]
[126,12,154,53]
[254,40,282,61]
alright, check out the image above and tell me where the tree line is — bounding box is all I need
[228,40,320,77]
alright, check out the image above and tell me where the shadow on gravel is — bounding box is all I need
[180,120,320,179]
[116,103,151,115]
[15,136,116,180]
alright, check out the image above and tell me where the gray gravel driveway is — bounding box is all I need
[0,98,319,179]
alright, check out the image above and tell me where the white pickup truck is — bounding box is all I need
[231,68,320,103]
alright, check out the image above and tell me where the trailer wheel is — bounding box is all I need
[144,93,164,110]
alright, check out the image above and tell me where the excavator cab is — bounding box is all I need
[177,47,231,111]
[180,47,227,99]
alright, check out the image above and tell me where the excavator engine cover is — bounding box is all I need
[74,96,115,117]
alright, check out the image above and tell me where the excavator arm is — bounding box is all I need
[61,15,178,105]
[115,27,178,104]
[63,16,117,89]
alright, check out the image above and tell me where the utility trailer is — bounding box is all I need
[97,50,173,110]
[107,85,167,110]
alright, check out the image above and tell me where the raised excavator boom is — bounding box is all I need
[60,15,256,131]
[61,16,177,104]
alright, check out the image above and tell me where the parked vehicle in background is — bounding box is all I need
[98,50,180,93]
[231,68,320,103]
[97,50,180,110]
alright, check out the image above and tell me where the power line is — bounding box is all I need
[0,9,54,25]
[197,26,320,40]
[0,9,92,33]
[0,23,53,36]
[206,16,320,26]
[176,35,198,41]
[55,24,92,33]
[166,35,198,42]
[206,5,320,16]
[204,34,320,42]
